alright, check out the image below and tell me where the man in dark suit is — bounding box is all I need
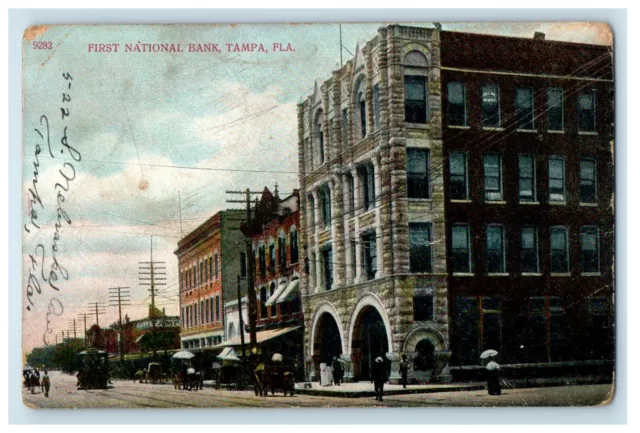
[371,357,388,402]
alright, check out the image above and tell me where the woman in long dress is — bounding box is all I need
[486,359,501,396]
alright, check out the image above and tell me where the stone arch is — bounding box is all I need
[401,42,432,66]
[402,325,448,353]
[347,292,393,356]
[309,301,346,357]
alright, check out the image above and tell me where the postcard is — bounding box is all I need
[21,22,614,409]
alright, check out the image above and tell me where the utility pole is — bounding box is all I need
[139,236,166,357]
[68,319,78,339]
[178,191,184,237]
[109,286,131,362]
[78,313,88,347]
[226,188,259,352]
[237,275,246,361]
[86,302,106,348]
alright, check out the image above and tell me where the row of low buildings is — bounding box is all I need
[175,25,614,384]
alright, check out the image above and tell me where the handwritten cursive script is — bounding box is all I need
[42,298,64,346]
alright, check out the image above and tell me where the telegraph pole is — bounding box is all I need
[226,188,258,351]
[68,319,78,339]
[109,286,131,361]
[78,313,88,347]
[237,275,246,361]
[139,236,166,357]
[86,302,106,348]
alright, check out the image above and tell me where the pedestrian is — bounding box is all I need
[399,354,409,389]
[486,358,501,396]
[371,356,388,402]
[332,356,344,386]
[42,370,51,398]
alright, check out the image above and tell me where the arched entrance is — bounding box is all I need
[313,313,343,365]
[351,306,389,381]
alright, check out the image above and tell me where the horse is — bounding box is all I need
[185,371,203,391]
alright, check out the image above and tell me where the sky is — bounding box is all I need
[21,22,612,354]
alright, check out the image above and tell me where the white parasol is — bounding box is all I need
[271,353,283,363]
[480,349,499,359]
[172,350,195,360]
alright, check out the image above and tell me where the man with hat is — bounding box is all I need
[371,356,388,402]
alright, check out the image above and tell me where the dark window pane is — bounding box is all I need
[549,157,565,202]
[578,91,596,132]
[290,231,299,264]
[447,82,467,126]
[413,289,433,321]
[373,85,381,129]
[482,84,500,127]
[456,297,479,364]
[363,233,377,279]
[240,252,247,278]
[580,227,599,273]
[550,228,569,273]
[407,148,430,198]
[359,92,367,138]
[449,152,468,200]
[519,154,536,202]
[521,226,539,273]
[580,159,597,203]
[323,248,333,290]
[452,225,471,273]
[547,88,564,131]
[341,108,349,146]
[486,225,505,273]
[410,223,432,273]
[405,76,427,123]
[484,154,502,201]
[516,87,534,130]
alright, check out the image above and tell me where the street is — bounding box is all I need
[22,371,614,408]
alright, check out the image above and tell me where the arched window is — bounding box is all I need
[358,90,367,139]
[404,50,429,67]
[317,122,325,164]
[279,232,287,270]
[270,282,277,317]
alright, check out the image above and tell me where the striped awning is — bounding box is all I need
[265,281,288,307]
[276,279,299,304]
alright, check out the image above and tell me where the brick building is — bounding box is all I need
[175,210,246,349]
[297,24,613,383]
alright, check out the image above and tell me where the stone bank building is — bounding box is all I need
[297,25,613,383]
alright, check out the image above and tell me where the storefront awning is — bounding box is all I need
[217,347,241,362]
[213,326,300,349]
[265,281,288,307]
[276,279,299,304]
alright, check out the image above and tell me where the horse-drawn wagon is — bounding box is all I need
[254,353,295,397]
[76,349,109,390]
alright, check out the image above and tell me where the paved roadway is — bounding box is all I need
[23,371,613,409]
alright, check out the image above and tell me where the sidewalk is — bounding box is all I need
[293,381,485,398]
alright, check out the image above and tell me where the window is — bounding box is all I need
[529,297,567,362]
[452,225,471,273]
[341,108,348,146]
[447,82,467,126]
[240,252,247,278]
[410,223,432,273]
[322,247,333,290]
[373,84,381,129]
[455,297,502,364]
[407,148,430,199]
[259,245,266,277]
[358,90,367,139]
[580,226,600,273]
[199,262,203,285]
[347,174,355,214]
[215,254,219,279]
[516,87,535,130]
[350,239,357,280]
[279,234,287,270]
[413,288,434,321]
[547,88,564,131]
[484,153,503,201]
[290,229,299,264]
[308,195,315,230]
[486,225,506,273]
[550,227,569,273]
[405,76,427,123]
[204,299,209,323]
[519,154,536,202]
[578,90,596,132]
[360,164,375,211]
[317,122,325,164]
[269,242,276,273]
[260,287,268,318]
[270,283,277,317]
[201,300,205,324]
[482,84,501,127]
[320,186,331,228]
[449,152,468,200]
[210,297,214,322]
[363,232,377,280]
[521,226,539,273]
[549,156,566,202]
[580,158,597,203]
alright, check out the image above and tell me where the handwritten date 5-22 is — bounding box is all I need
[33,41,53,49]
